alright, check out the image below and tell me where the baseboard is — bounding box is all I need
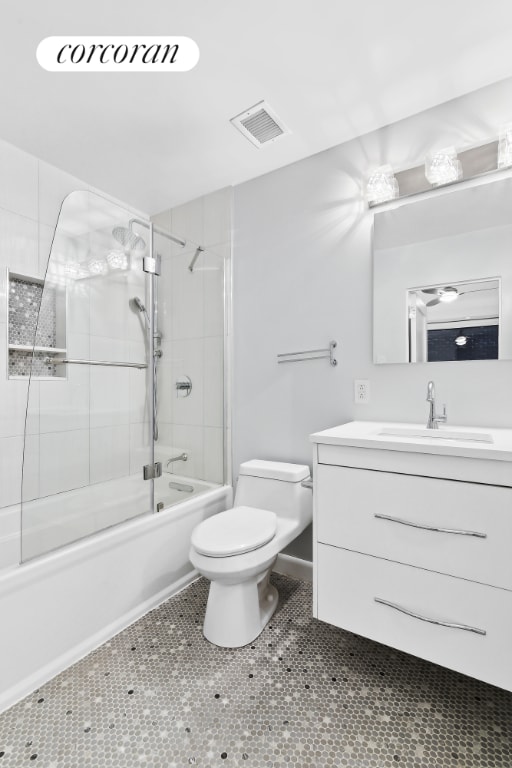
[273,553,312,582]
[0,569,199,715]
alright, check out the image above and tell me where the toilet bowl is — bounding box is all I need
[189,460,312,648]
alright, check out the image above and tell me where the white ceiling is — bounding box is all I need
[2,1,512,214]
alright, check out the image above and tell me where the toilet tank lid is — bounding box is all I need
[239,460,310,483]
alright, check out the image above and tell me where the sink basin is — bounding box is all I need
[378,426,494,444]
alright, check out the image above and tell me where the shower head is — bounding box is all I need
[132,296,146,313]
[112,226,146,251]
[130,296,150,326]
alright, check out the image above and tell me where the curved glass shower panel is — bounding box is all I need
[21,190,152,561]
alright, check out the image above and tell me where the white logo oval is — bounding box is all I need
[37,36,199,72]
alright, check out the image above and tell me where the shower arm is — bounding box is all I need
[129,217,187,248]
[188,246,205,272]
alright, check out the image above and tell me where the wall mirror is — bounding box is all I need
[373,177,512,364]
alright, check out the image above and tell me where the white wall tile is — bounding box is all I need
[157,255,173,343]
[66,278,91,336]
[203,244,226,338]
[39,430,89,497]
[0,377,38,437]
[151,209,172,233]
[0,139,38,220]
[90,425,130,484]
[172,424,203,479]
[171,197,203,249]
[153,185,229,488]
[38,162,88,229]
[0,321,38,436]
[0,208,39,286]
[204,336,224,428]
[39,334,89,433]
[129,421,151,476]
[203,427,224,484]
[170,338,204,427]
[171,252,204,340]
[154,421,174,466]
[156,353,174,425]
[0,434,39,508]
[203,187,231,247]
[89,274,129,340]
[90,336,130,428]
[129,340,149,424]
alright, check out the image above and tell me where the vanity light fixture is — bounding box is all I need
[64,261,87,279]
[87,258,109,276]
[106,250,129,270]
[498,124,512,168]
[366,165,399,205]
[367,130,512,208]
[425,147,462,186]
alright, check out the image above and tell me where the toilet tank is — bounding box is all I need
[234,460,312,527]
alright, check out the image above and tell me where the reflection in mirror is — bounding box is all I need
[373,177,512,364]
[408,278,499,362]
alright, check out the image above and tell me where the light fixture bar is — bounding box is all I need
[368,138,501,208]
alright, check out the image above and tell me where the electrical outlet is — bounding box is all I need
[354,379,370,404]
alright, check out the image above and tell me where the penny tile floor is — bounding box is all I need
[0,574,511,767]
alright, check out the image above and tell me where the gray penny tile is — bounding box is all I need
[0,574,511,767]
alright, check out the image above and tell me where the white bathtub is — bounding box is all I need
[21,473,219,562]
[0,480,232,713]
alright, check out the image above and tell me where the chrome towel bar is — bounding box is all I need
[277,340,337,366]
[44,357,147,369]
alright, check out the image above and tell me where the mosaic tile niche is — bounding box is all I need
[7,273,66,378]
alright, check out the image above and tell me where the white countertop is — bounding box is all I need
[310,421,512,462]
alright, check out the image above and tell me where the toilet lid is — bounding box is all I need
[191,506,277,557]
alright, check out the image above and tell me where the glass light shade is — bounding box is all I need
[498,125,512,168]
[438,287,458,303]
[88,258,108,276]
[106,250,129,270]
[425,147,462,186]
[64,261,86,279]
[455,335,468,346]
[366,165,399,205]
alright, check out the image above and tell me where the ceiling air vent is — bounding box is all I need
[230,101,290,148]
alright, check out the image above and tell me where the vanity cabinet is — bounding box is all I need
[311,421,512,692]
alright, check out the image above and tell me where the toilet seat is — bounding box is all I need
[191,506,277,557]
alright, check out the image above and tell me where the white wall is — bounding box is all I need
[232,77,512,560]
[0,138,148,569]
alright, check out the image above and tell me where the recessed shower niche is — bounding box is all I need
[7,271,67,379]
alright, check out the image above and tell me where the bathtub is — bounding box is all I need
[0,479,232,713]
[20,473,219,562]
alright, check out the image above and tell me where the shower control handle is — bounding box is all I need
[176,375,192,397]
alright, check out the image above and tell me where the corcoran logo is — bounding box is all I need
[37,36,199,72]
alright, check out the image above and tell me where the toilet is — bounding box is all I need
[189,460,312,648]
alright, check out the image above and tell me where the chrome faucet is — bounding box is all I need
[426,380,447,429]
[166,452,188,469]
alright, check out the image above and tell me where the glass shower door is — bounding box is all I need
[20,191,153,561]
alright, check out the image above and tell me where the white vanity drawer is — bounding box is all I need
[316,544,512,691]
[316,464,512,590]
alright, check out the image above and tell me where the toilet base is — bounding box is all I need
[203,566,279,648]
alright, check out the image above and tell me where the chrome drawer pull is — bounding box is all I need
[374,597,486,635]
[374,513,487,538]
